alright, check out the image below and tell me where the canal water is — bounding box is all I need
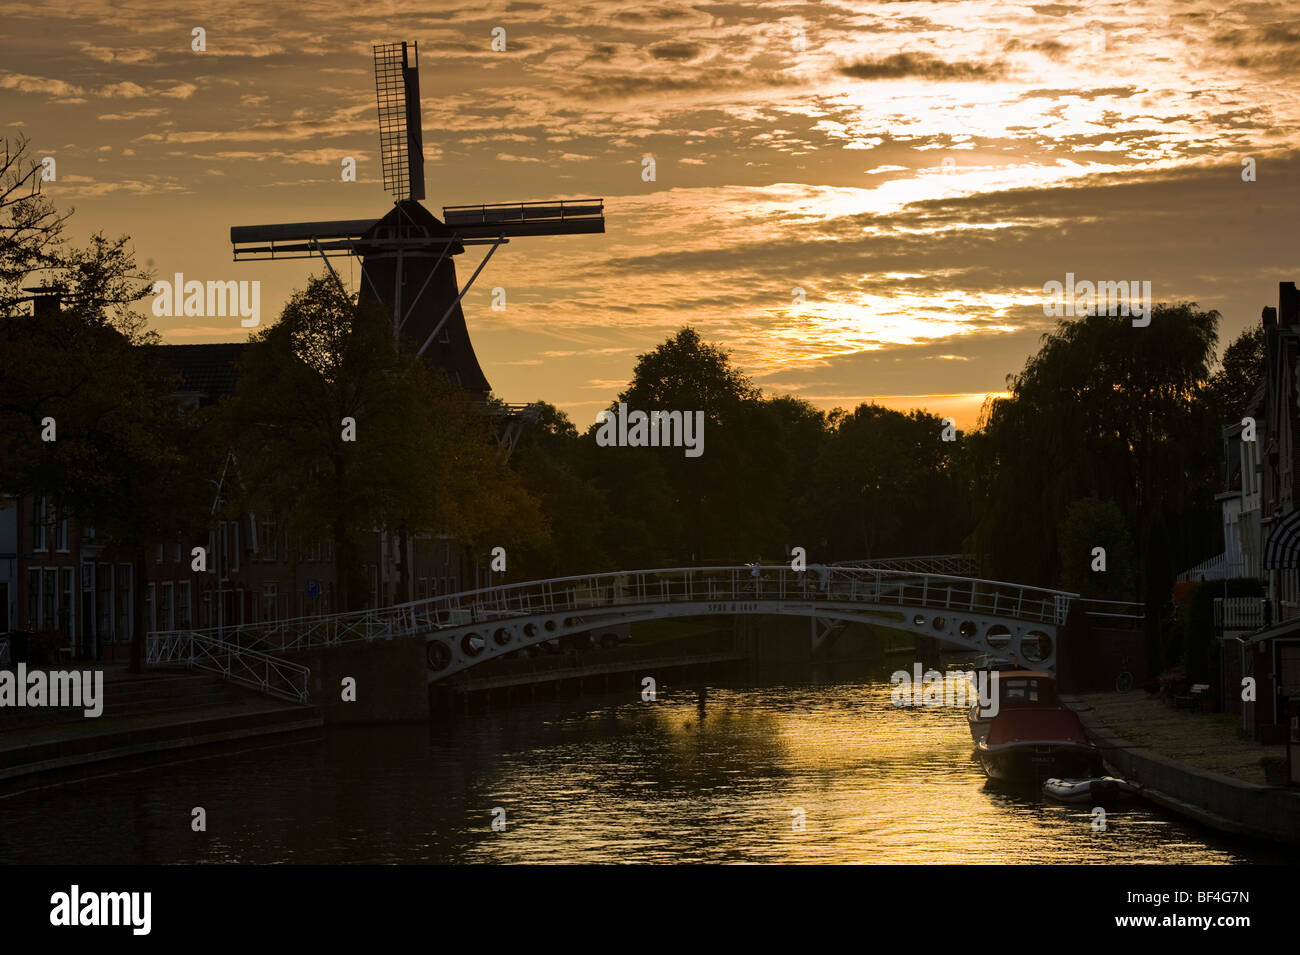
[0,669,1278,864]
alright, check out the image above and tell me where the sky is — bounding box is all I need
[3,0,1299,428]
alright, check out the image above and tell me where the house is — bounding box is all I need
[1226,282,1300,742]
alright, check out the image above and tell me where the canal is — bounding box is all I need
[0,667,1279,864]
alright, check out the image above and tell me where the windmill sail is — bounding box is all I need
[373,41,425,201]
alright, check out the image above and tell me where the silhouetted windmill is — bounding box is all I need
[230,40,604,417]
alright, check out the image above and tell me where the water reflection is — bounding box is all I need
[0,674,1276,864]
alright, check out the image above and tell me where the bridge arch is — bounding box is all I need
[407,565,1074,682]
[145,563,1076,689]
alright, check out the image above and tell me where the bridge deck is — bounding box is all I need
[147,565,1076,655]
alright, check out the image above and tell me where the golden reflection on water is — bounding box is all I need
[459,683,1253,865]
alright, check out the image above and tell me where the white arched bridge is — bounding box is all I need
[146,562,1078,701]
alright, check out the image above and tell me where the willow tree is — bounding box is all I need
[970,304,1221,664]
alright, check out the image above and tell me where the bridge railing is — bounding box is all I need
[147,566,1076,654]
[828,568,1072,626]
[833,554,983,577]
[146,630,312,703]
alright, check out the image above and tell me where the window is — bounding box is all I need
[202,591,212,628]
[175,540,182,563]
[263,583,278,622]
[42,569,56,633]
[178,582,191,628]
[116,564,132,642]
[156,544,164,563]
[97,562,113,642]
[216,521,241,578]
[146,582,155,633]
[26,568,40,628]
[55,513,68,552]
[60,567,74,639]
[219,520,241,575]
[262,522,277,562]
[160,581,173,630]
[32,497,47,552]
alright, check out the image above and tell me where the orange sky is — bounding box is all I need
[5,1,1300,429]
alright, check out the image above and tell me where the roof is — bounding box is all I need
[155,343,247,402]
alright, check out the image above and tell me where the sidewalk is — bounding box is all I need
[1067,691,1282,785]
[0,664,322,785]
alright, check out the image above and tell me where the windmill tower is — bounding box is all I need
[230,40,605,403]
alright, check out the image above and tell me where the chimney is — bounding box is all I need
[30,292,61,319]
[1280,282,1299,328]
[1263,306,1277,328]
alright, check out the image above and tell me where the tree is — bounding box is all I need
[507,401,611,579]
[814,404,969,559]
[1056,497,1136,600]
[0,137,202,671]
[603,326,762,563]
[0,136,69,316]
[971,304,1221,588]
[1205,325,1265,425]
[227,275,543,610]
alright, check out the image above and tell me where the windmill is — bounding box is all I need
[229,40,604,424]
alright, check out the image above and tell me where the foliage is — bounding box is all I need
[1056,497,1135,599]
[970,304,1221,587]
[227,276,544,609]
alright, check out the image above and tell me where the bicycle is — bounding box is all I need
[1115,656,1134,692]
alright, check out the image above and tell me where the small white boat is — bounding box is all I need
[1042,776,1137,804]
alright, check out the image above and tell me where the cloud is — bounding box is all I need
[648,42,702,62]
[98,108,168,121]
[98,82,150,99]
[0,73,83,97]
[839,53,1008,81]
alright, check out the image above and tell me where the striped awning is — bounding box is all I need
[1264,507,1300,569]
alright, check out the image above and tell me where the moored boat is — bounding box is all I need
[975,672,1100,781]
[966,661,1031,742]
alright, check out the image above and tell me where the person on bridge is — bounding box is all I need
[751,557,762,596]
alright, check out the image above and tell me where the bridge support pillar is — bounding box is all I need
[289,639,430,724]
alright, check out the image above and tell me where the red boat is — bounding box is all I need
[975,672,1100,781]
